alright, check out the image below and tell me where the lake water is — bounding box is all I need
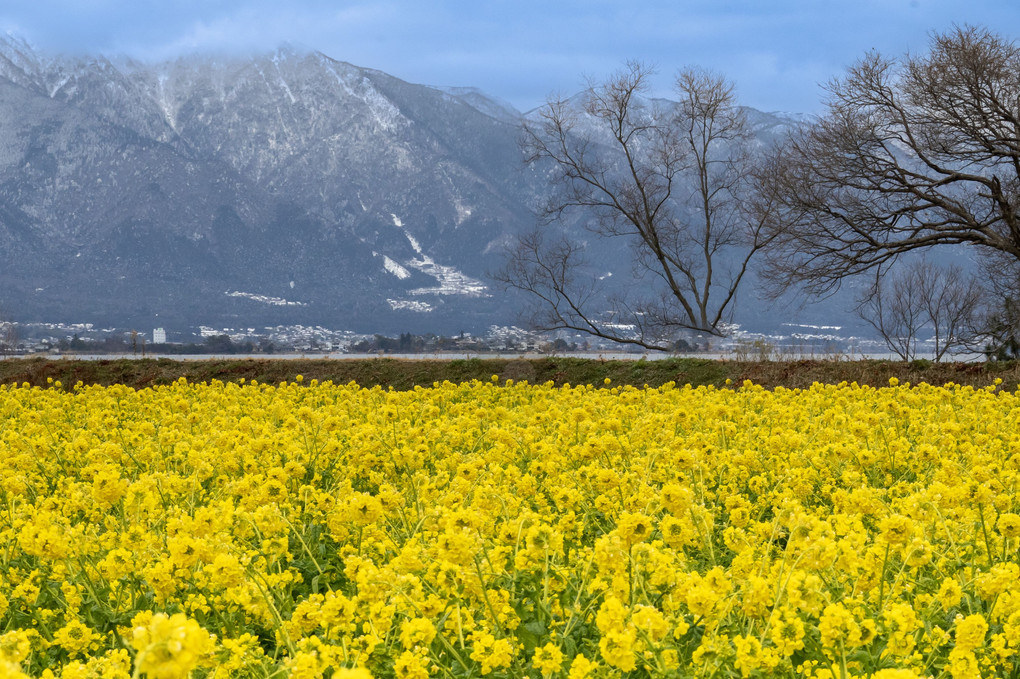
[3,350,988,362]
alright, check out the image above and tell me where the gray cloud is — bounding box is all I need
[2,0,1018,114]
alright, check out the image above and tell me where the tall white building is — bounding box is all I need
[153,328,167,344]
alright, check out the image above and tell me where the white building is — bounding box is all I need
[153,327,167,344]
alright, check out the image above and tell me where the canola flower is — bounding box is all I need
[0,376,1018,678]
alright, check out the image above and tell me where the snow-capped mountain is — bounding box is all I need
[0,35,822,335]
[0,35,559,332]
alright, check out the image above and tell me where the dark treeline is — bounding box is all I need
[59,334,262,355]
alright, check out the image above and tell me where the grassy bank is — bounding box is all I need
[1,355,1018,390]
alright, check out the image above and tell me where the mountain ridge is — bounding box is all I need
[0,36,548,332]
[0,35,850,339]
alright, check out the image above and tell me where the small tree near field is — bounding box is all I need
[978,254,1020,360]
[855,258,982,361]
[499,62,774,351]
[0,305,16,356]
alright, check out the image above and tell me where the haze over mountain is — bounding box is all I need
[0,35,849,339]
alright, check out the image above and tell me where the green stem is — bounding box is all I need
[283,516,324,575]
[436,631,472,674]
[474,556,505,636]
[877,543,890,612]
[978,505,995,568]
[248,571,297,657]
[627,545,634,607]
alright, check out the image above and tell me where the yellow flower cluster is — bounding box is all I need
[0,376,1018,679]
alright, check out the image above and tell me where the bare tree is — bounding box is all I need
[0,305,17,356]
[855,258,982,361]
[978,253,1020,359]
[856,268,926,361]
[983,296,1020,360]
[498,63,774,350]
[760,25,1020,295]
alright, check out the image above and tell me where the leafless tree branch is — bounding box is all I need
[760,25,1020,297]
[502,62,772,348]
[855,257,983,361]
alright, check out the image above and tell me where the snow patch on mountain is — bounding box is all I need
[391,214,424,254]
[272,61,297,104]
[407,255,487,296]
[374,252,411,279]
[454,200,473,225]
[319,56,402,132]
[0,34,44,85]
[225,291,308,306]
[48,74,71,98]
[441,86,521,122]
[155,73,178,130]
[389,212,486,295]
[388,299,433,312]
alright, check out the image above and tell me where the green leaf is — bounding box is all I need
[518,620,547,652]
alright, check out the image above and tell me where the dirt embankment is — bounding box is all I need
[1,356,1017,391]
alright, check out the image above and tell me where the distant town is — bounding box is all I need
[0,320,904,360]
[1,322,666,356]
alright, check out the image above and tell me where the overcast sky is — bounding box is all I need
[2,1,1019,114]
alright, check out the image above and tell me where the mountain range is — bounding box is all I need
[0,35,854,339]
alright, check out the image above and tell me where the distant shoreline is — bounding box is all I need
[0,349,988,362]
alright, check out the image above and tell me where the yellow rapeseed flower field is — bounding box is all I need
[0,376,1018,679]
